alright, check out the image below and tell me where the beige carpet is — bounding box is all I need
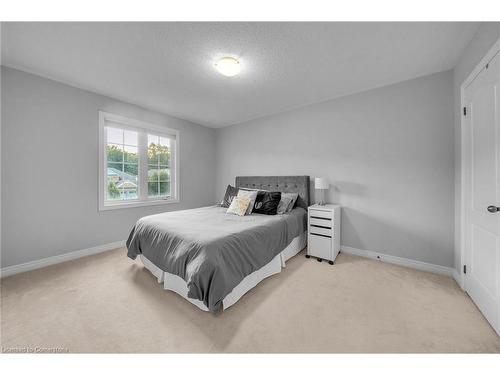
[1,248,499,353]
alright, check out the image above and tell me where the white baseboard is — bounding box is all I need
[452,269,465,289]
[0,240,126,278]
[340,245,454,277]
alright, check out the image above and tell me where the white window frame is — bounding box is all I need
[98,111,180,211]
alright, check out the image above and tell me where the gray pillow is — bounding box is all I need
[280,192,299,212]
[277,197,293,215]
[220,185,239,208]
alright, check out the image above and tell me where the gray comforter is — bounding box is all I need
[126,205,307,311]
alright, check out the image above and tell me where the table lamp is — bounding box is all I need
[315,177,329,206]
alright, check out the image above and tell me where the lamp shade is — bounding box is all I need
[315,177,329,190]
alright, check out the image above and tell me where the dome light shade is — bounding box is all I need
[215,57,241,77]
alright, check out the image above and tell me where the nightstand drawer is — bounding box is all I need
[309,225,332,237]
[309,217,332,228]
[309,209,332,219]
[308,233,332,260]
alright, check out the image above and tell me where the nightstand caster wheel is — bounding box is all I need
[328,261,334,265]
[317,258,322,262]
[305,255,310,258]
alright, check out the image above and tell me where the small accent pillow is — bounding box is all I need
[226,196,251,216]
[220,185,239,208]
[253,191,282,215]
[277,197,293,215]
[280,192,299,212]
[237,189,259,215]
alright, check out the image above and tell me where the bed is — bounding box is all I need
[126,176,310,312]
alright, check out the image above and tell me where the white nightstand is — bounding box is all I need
[306,204,341,265]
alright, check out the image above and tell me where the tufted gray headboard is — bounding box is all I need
[235,176,310,210]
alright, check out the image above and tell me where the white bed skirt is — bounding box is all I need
[140,232,307,311]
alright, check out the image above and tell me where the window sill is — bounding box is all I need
[99,198,180,211]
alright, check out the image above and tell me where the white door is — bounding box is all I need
[464,50,500,335]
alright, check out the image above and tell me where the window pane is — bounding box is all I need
[123,145,138,163]
[119,180,138,200]
[148,135,160,164]
[159,168,169,182]
[107,177,122,200]
[158,145,170,165]
[148,182,159,197]
[159,136,170,147]
[148,165,159,182]
[107,163,123,201]
[107,127,123,144]
[159,182,170,196]
[107,162,123,175]
[107,163,139,201]
[123,164,139,181]
[148,134,158,145]
[107,144,124,163]
[124,130,138,146]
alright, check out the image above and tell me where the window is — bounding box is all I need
[99,111,179,210]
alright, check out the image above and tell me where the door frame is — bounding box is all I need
[459,36,500,290]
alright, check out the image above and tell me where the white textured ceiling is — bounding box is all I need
[2,22,479,128]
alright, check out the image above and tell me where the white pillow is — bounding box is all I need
[237,189,259,215]
[226,196,251,216]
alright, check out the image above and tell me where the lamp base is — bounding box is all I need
[316,189,326,206]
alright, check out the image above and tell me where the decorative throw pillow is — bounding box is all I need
[280,192,299,212]
[220,185,239,208]
[226,196,251,216]
[236,189,259,215]
[277,196,293,215]
[253,191,282,215]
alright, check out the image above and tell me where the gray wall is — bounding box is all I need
[453,23,500,273]
[1,67,216,267]
[1,65,459,269]
[215,71,455,267]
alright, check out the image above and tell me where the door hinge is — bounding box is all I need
[463,264,467,274]
[463,107,467,116]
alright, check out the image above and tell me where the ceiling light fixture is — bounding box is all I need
[214,57,241,77]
